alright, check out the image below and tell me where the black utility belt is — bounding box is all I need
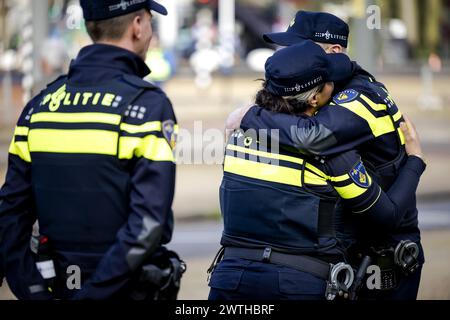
[223,247,331,280]
[217,247,355,301]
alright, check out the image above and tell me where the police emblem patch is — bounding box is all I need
[333,89,359,104]
[162,120,177,150]
[349,161,371,188]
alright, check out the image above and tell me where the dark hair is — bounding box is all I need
[85,9,148,42]
[255,80,324,116]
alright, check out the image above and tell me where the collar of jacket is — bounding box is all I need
[351,61,376,80]
[333,61,377,94]
[67,43,150,83]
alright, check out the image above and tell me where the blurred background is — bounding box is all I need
[0,0,449,300]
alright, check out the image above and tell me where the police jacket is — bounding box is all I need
[0,44,177,299]
[221,122,426,260]
[240,62,422,249]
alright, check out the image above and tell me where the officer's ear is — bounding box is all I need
[131,9,151,40]
[307,94,319,108]
[131,14,144,40]
[328,44,344,54]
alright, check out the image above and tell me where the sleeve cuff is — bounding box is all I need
[406,155,427,175]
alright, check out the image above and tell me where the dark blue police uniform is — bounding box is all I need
[208,42,426,300]
[244,11,424,300]
[0,0,178,300]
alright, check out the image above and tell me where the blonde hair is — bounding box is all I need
[284,83,325,106]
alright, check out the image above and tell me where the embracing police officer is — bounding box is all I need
[231,11,425,300]
[0,0,184,300]
[209,41,426,301]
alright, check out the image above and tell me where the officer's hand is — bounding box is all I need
[225,105,253,140]
[400,114,424,159]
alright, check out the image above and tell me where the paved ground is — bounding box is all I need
[2,207,449,300]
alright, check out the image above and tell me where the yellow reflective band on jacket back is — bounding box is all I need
[31,112,121,125]
[224,144,328,187]
[28,129,119,155]
[226,144,303,165]
[120,121,161,134]
[338,100,395,137]
[224,155,303,187]
[27,112,174,161]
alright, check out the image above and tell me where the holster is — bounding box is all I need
[129,250,186,301]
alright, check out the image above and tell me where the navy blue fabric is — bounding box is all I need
[241,62,423,243]
[80,0,167,21]
[264,11,349,48]
[240,61,425,299]
[208,258,326,300]
[0,44,176,300]
[68,43,150,82]
[220,173,344,256]
[265,41,353,96]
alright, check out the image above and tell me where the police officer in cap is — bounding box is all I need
[0,0,182,300]
[231,11,425,300]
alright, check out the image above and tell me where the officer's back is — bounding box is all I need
[0,0,177,300]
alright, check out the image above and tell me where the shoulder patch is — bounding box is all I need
[333,89,359,104]
[162,120,177,150]
[349,161,371,188]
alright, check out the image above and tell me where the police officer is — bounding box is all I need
[0,0,181,300]
[208,42,426,300]
[234,11,425,300]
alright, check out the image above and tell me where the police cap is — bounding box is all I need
[264,11,349,48]
[265,40,352,96]
[80,0,167,22]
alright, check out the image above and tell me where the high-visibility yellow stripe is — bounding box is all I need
[120,121,161,134]
[30,112,121,125]
[14,126,30,136]
[227,144,304,165]
[305,163,327,178]
[119,135,174,162]
[28,129,118,155]
[329,174,350,183]
[334,174,372,200]
[398,128,405,145]
[359,94,387,111]
[334,183,369,200]
[305,162,349,183]
[304,170,327,185]
[224,156,302,187]
[339,100,395,137]
[9,139,31,162]
[393,110,403,122]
